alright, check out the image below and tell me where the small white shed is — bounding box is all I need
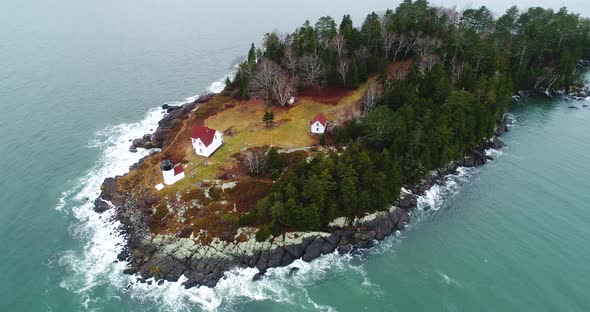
[310,113,327,134]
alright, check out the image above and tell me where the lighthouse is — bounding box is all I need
[161,159,185,185]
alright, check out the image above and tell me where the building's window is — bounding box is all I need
[200,149,203,153]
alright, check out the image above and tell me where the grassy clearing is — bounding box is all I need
[180,83,367,182]
[121,82,367,197]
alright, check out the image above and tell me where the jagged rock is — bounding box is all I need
[123,268,138,275]
[358,214,394,240]
[302,237,324,261]
[390,208,410,229]
[484,136,505,150]
[256,252,269,271]
[517,90,529,99]
[495,114,511,136]
[252,269,266,281]
[267,248,284,268]
[283,244,303,259]
[129,155,148,171]
[492,136,505,149]
[461,149,487,167]
[354,239,374,249]
[117,248,130,261]
[397,192,417,209]
[288,267,300,276]
[131,138,153,149]
[321,234,341,254]
[337,244,352,254]
[93,198,110,213]
[280,252,296,266]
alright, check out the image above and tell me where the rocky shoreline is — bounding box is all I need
[94,96,512,288]
[512,59,590,101]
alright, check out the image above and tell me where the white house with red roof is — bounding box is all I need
[191,125,224,157]
[161,159,185,185]
[310,113,327,134]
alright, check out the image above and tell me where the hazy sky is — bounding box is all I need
[429,0,589,17]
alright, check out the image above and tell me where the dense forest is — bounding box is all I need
[225,1,590,234]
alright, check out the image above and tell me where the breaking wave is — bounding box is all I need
[56,66,500,311]
[416,167,476,213]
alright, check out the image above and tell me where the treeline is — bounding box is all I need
[247,146,401,232]
[226,1,590,102]
[231,1,590,233]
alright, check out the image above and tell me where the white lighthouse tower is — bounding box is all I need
[161,159,185,185]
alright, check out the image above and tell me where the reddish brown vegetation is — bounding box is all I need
[299,86,352,104]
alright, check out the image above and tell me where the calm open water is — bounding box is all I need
[1,1,589,311]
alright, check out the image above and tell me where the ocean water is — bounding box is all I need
[1,1,589,311]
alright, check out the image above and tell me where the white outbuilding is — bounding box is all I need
[191,125,224,157]
[161,159,185,185]
[310,113,327,134]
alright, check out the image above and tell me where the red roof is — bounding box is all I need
[191,125,217,147]
[310,114,327,126]
[174,165,184,176]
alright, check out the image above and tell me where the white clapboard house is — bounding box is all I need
[191,125,224,157]
[310,113,327,134]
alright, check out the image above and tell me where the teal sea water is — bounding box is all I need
[1,1,589,311]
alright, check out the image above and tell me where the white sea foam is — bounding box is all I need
[485,147,504,159]
[56,73,238,310]
[207,64,239,94]
[416,167,475,212]
[57,65,490,311]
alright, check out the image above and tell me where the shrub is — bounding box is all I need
[255,224,272,242]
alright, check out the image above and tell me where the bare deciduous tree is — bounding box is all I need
[546,73,561,91]
[404,31,423,56]
[251,59,277,106]
[382,31,398,59]
[282,45,299,77]
[335,106,362,126]
[534,70,561,91]
[272,71,295,106]
[245,151,266,176]
[421,54,441,71]
[337,57,350,87]
[450,56,464,84]
[415,37,442,59]
[299,53,324,87]
[361,82,383,115]
[392,34,407,62]
[355,46,369,64]
[392,65,408,82]
[251,59,295,106]
[332,34,346,58]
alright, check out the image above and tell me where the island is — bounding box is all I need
[94,1,590,288]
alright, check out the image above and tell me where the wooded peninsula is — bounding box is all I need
[95,1,590,287]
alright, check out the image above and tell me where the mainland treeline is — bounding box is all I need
[228,1,590,233]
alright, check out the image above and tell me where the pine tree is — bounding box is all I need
[248,43,257,64]
[262,111,275,127]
